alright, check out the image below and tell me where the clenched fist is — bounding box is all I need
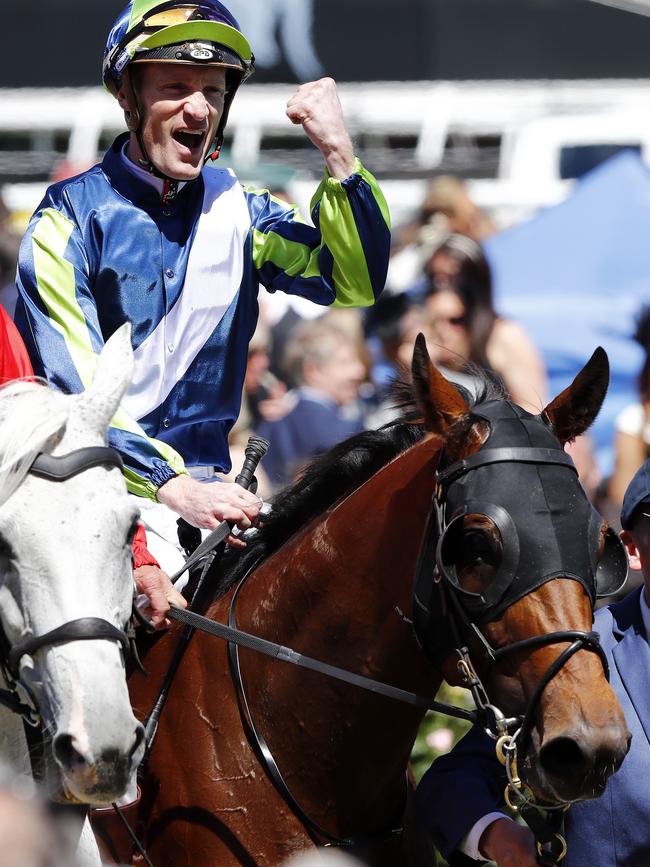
[286,77,355,180]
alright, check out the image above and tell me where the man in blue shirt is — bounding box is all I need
[257,319,366,488]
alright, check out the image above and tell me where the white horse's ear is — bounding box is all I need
[81,323,134,433]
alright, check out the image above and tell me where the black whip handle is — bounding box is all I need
[234,435,269,491]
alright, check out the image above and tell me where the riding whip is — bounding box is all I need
[141,435,269,756]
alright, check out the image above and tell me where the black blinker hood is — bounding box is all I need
[435,400,626,624]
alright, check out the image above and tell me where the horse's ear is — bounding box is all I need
[81,323,134,432]
[411,333,469,435]
[543,347,609,444]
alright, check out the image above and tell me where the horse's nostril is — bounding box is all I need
[539,736,588,779]
[52,734,89,771]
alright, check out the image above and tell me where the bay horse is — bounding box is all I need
[124,337,630,866]
[0,324,144,865]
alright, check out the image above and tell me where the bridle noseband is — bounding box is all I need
[0,446,133,726]
[7,618,130,681]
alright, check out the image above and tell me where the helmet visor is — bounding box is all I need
[143,4,237,29]
[134,6,253,66]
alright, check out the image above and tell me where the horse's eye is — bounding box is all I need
[461,530,499,567]
[456,524,502,594]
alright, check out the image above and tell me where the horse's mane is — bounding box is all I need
[0,380,69,506]
[211,367,505,600]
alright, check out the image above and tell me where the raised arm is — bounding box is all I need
[248,78,390,310]
[286,77,355,180]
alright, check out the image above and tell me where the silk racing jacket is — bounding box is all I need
[15,133,390,500]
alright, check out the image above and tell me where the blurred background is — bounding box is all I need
[3,0,650,842]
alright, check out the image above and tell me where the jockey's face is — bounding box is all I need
[121,63,227,181]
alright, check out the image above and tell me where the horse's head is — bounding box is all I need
[0,324,144,804]
[411,335,630,805]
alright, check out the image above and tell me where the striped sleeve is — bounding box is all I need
[248,158,390,308]
[15,204,186,500]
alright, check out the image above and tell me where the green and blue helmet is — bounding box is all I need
[103,1,254,170]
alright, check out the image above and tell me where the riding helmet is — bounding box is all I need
[102,0,255,168]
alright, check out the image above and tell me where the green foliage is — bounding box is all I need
[410,683,477,867]
[410,682,475,783]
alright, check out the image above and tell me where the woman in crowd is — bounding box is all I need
[409,233,547,413]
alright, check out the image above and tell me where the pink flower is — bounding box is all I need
[426,728,454,752]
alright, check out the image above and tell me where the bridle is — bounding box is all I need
[0,446,134,734]
[412,439,626,865]
[419,445,618,742]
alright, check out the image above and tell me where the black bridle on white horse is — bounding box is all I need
[0,446,133,728]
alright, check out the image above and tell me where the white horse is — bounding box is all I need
[0,324,143,864]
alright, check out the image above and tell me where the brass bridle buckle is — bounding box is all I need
[496,734,568,864]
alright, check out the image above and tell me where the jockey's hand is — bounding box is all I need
[286,77,355,180]
[479,818,538,867]
[133,565,187,629]
[156,474,263,541]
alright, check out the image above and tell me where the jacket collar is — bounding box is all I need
[102,134,201,209]
[610,585,645,639]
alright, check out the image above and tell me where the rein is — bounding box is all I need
[226,571,407,848]
[167,602,476,722]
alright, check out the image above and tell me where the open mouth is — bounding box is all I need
[172,129,207,155]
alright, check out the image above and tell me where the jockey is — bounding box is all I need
[14,0,391,576]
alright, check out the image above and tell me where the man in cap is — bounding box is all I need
[414,460,650,866]
[14,0,391,576]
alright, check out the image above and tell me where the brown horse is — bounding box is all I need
[115,338,630,866]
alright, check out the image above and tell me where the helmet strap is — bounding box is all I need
[207,133,223,162]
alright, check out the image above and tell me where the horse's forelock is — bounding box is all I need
[0,380,70,506]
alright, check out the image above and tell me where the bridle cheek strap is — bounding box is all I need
[486,628,609,753]
[8,618,130,679]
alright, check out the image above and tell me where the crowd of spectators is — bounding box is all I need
[0,166,649,864]
[2,175,646,509]
[226,176,643,526]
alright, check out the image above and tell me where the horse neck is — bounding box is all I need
[233,434,443,826]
